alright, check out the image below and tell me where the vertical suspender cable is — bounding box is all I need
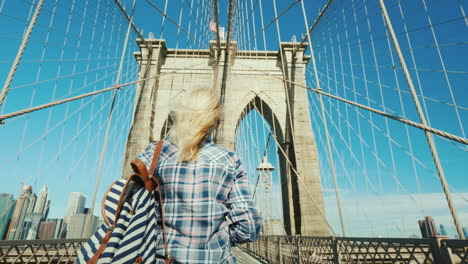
[0,0,44,107]
[257,0,267,50]
[300,0,346,237]
[271,0,297,235]
[378,0,464,239]
[212,0,221,90]
[159,0,170,39]
[84,0,137,236]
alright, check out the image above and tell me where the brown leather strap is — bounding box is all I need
[87,228,113,264]
[149,141,171,261]
[131,159,149,178]
[89,142,168,264]
[150,141,164,177]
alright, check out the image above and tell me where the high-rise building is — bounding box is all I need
[7,186,36,240]
[33,186,48,214]
[65,193,86,217]
[24,212,43,239]
[52,219,63,239]
[418,216,438,238]
[38,219,62,240]
[66,214,98,238]
[57,219,68,239]
[439,224,448,236]
[25,185,50,240]
[0,194,16,240]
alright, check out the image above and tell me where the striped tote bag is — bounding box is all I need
[77,141,172,264]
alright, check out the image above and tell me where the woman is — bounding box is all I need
[136,88,262,263]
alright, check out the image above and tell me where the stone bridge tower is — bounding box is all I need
[122,39,328,236]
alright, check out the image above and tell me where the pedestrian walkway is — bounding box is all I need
[232,247,265,264]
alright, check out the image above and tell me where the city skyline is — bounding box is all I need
[1,184,467,239]
[0,186,100,240]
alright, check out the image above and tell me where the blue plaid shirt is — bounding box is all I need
[135,138,262,263]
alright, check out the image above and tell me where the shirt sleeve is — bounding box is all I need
[227,155,262,244]
[134,142,156,170]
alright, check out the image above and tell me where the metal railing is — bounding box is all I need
[240,235,468,264]
[0,239,86,264]
[1,236,467,264]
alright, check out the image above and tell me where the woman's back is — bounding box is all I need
[136,139,261,263]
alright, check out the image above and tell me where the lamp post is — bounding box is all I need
[257,156,274,235]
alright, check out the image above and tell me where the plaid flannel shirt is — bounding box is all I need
[135,138,262,263]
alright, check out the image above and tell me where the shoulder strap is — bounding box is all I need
[149,141,172,262]
[150,141,164,176]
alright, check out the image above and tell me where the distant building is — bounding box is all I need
[418,216,438,238]
[58,219,68,239]
[52,219,63,239]
[38,219,62,240]
[7,186,36,240]
[24,212,43,239]
[439,224,448,236]
[66,193,86,217]
[33,186,49,214]
[66,214,98,238]
[38,221,56,240]
[25,186,50,240]
[463,227,468,239]
[0,193,16,240]
[96,218,105,229]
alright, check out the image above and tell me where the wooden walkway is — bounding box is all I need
[232,247,265,264]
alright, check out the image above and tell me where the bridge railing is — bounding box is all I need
[0,239,86,264]
[0,237,466,263]
[240,235,468,264]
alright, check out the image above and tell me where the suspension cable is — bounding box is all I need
[0,0,44,107]
[0,61,207,124]
[237,62,468,146]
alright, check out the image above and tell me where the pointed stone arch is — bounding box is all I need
[233,94,299,235]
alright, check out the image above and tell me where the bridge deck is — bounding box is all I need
[232,247,264,264]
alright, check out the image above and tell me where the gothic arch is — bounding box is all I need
[233,94,296,235]
[234,95,284,147]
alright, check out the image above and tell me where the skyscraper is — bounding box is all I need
[65,193,86,217]
[25,185,50,239]
[0,193,16,240]
[439,224,448,236]
[38,219,62,240]
[66,214,98,238]
[33,186,48,214]
[7,186,36,240]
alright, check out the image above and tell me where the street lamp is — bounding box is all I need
[257,156,274,235]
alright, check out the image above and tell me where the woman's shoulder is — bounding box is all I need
[135,140,177,164]
[202,142,242,167]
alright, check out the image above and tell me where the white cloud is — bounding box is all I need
[254,183,468,238]
[323,192,468,238]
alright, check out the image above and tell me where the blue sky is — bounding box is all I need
[0,0,467,238]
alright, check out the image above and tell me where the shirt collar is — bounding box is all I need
[167,135,213,146]
[202,136,213,146]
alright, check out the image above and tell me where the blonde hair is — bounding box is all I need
[170,88,221,162]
